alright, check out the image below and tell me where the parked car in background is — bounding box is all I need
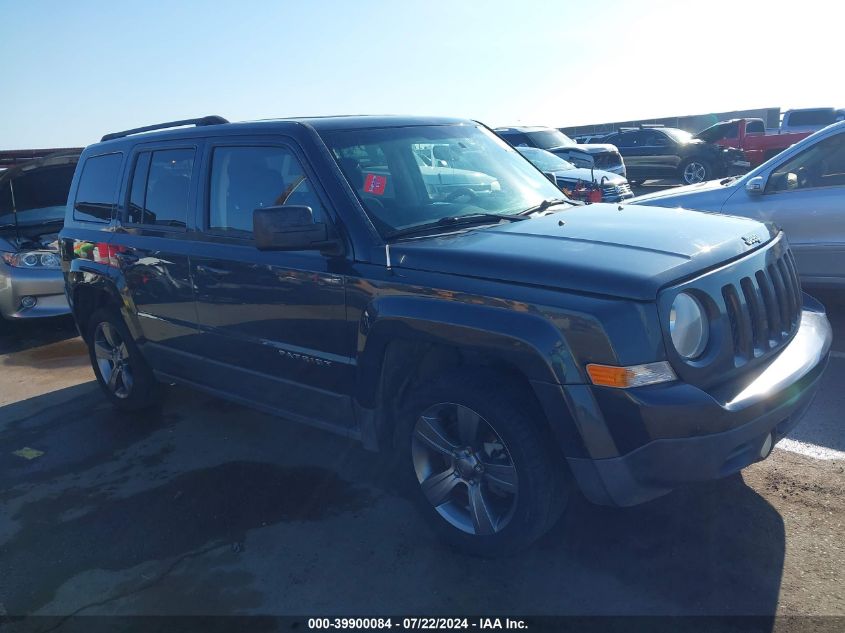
[629,121,845,289]
[516,146,633,202]
[573,133,609,144]
[695,118,812,167]
[602,126,750,185]
[61,114,832,555]
[411,143,501,199]
[780,108,845,134]
[495,126,626,177]
[0,150,79,321]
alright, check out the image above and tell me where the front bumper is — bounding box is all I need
[0,261,70,319]
[566,305,832,507]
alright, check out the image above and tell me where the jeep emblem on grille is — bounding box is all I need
[742,233,761,246]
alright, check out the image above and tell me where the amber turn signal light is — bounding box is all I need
[586,361,677,388]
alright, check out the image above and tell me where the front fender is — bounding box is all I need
[355,294,580,408]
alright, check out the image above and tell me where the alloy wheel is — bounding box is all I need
[93,322,134,398]
[411,403,518,536]
[683,161,707,184]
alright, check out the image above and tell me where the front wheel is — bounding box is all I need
[398,370,569,556]
[680,158,712,184]
[86,308,160,411]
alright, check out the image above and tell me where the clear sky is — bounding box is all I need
[0,0,839,149]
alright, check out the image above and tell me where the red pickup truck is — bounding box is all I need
[694,118,811,168]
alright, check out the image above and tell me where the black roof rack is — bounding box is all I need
[101,115,229,142]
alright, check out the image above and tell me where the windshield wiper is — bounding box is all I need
[518,198,573,216]
[386,212,525,240]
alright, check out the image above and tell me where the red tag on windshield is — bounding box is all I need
[364,173,387,195]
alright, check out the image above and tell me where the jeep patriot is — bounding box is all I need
[60,115,832,555]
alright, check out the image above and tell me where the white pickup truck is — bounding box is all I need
[780,107,845,134]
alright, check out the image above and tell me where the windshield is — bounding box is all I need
[695,121,740,143]
[517,147,576,172]
[323,124,566,237]
[0,164,75,227]
[526,129,577,149]
[663,128,693,144]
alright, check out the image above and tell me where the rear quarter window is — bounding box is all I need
[74,153,124,223]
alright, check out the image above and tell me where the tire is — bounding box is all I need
[396,369,569,556]
[86,307,161,411]
[679,157,712,184]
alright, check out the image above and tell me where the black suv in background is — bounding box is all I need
[61,115,831,555]
[494,126,626,177]
[601,126,750,184]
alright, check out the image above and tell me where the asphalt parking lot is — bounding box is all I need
[0,290,843,620]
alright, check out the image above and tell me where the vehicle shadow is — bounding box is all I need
[360,456,786,619]
[0,315,78,355]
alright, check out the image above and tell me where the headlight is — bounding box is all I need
[1,251,62,269]
[669,292,708,359]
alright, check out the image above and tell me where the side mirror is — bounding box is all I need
[745,175,765,195]
[544,172,558,185]
[253,205,341,254]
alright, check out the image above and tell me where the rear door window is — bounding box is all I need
[74,153,123,223]
[611,132,640,148]
[127,148,195,228]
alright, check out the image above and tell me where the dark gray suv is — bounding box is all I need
[61,115,831,555]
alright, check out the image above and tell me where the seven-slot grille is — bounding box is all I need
[721,249,802,365]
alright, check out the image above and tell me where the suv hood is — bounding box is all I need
[390,204,776,300]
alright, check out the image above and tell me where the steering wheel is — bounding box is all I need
[445,187,478,203]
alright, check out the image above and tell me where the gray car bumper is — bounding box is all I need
[0,262,69,319]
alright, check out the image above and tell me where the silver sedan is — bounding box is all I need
[1,152,78,321]
[629,121,845,289]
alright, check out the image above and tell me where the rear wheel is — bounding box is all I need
[398,370,568,556]
[87,308,160,411]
